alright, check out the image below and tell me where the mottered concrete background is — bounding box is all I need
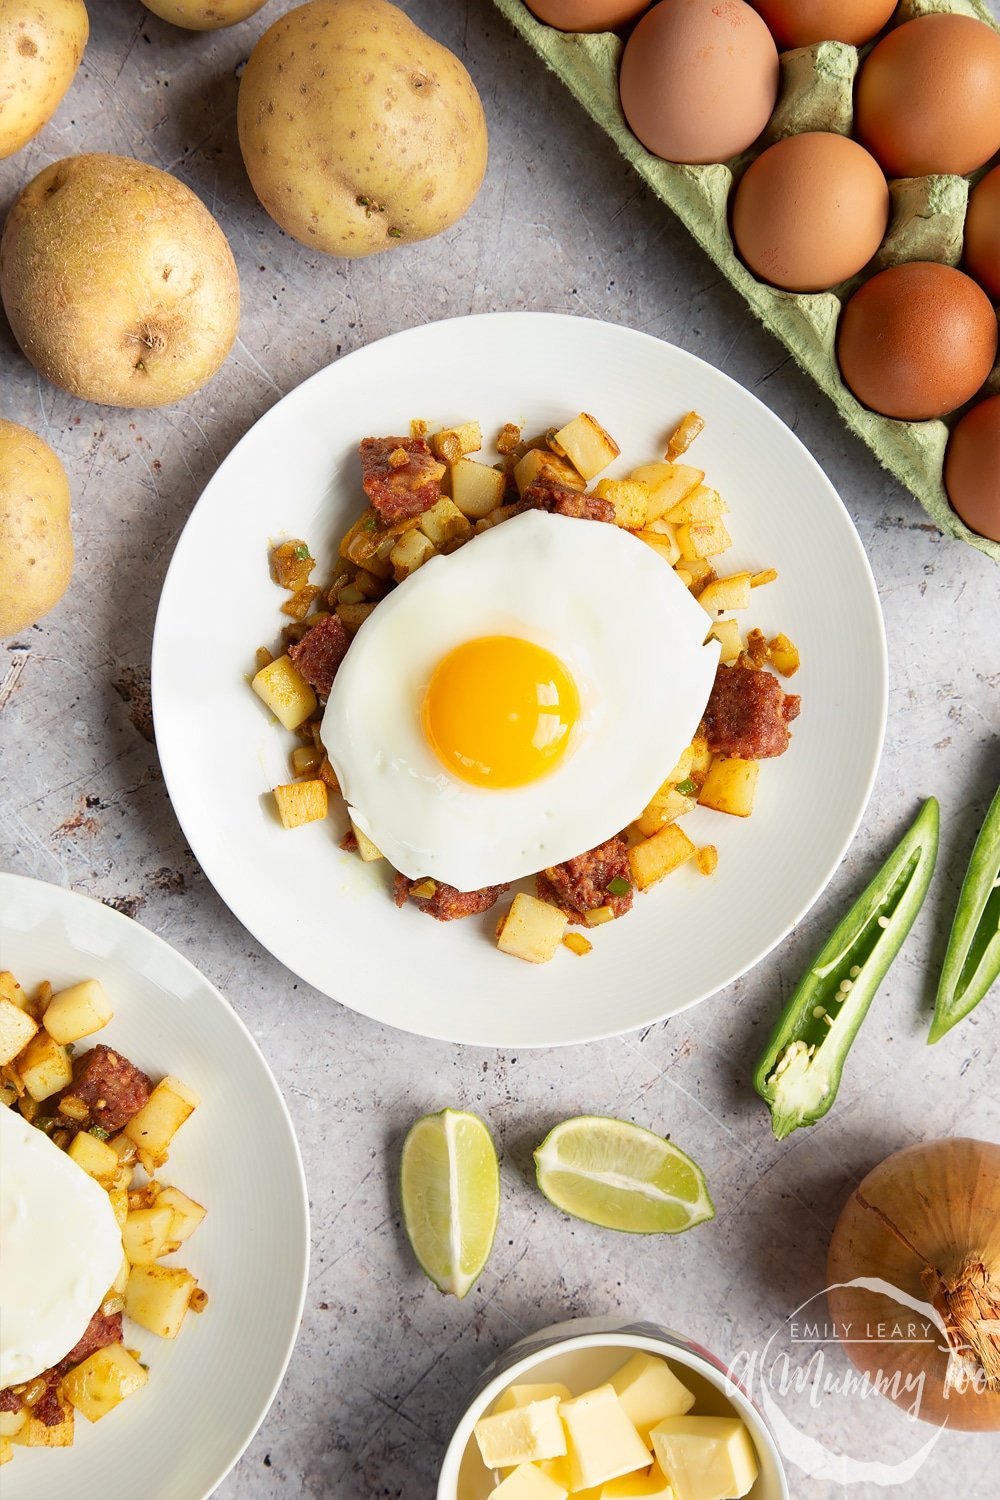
[1,2,998,1496]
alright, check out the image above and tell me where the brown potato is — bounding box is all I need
[0,419,73,637]
[237,0,488,257]
[0,0,88,160]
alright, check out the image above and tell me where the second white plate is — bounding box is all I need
[152,312,887,1047]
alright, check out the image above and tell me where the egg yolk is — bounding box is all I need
[422,636,581,789]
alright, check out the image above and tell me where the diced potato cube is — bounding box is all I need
[628,824,697,891]
[10,1397,73,1447]
[696,844,719,876]
[635,787,697,838]
[707,617,743,664]
[689,734,712,780]
[559,1383,651,1491]
[562,932,593,957]
[602,1462,675,1497]
[430,420,482,462]
[665,485,728,525]
[0,972,29,1010]
[449,457,507,518]
[62,1343,148,1424]
[474,1397,567,1467]
[273,779,328,830]
[552,413,620,481]
[349,819,383,862]
[108,1190,129,1233]
[493,1383,573,1415]
[0,994,38,1066]
[630,462,704,522]
[389,527,436,580]
[337,602,377,634]
[650,1415,758,1500]
[0,1409,25,1440]
[494,1465,568,1499]
[682,558,716,591]
[636,528,681,568]
[769,632,800,676]
[125,1262,197,1339]
[123,1075,199,1163]
[665,410,705,460]
[42,979,113,1045]
[593,477,649,529]
[513,447,585,496]
[157,1185,207,1245]
[16,1029,73,1101]
[609,1353,696,1445]
[270,538,314,591]
[417,496,473,547]
[251,655,317,731]
[698,573,752,615]
[123,1203,174,1265]
[496,894,568,965]
[67,1129,120,1187]
[698,757,759,818]
[676,519,732,561]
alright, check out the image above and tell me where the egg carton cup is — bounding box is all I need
[491,0,1000,562]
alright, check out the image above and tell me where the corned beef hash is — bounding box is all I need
[0,971,206,1464]
[251,412,800,963]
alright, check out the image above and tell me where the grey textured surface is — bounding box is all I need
[1,3,999,1498]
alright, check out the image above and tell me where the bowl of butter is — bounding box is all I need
[438,1316,788,1500]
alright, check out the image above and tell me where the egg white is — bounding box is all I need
[323,509,720,891]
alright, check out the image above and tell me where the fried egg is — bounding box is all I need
[323,509,719,891]
[0,1104,124,1387]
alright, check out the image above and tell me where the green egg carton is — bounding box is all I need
[490,0,1000,562]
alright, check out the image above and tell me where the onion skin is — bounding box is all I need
[828,1139,1000,1431]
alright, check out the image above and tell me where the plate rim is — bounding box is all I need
[151,310,888,1047]
[0,871,311,1500]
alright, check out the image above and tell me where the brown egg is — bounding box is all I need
[526,0,649,31]
[855,16,1000,178]
[619,0,779,165]
[732,133,889,292]
[749,0,896,48]
[837,263,998,421]
[964,165,1000,305]
[945,396,1000,543]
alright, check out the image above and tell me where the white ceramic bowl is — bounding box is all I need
[438,1316,788,1500]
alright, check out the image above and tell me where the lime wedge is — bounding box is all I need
[400,1108,500,1297]
[534,1115,715,1234]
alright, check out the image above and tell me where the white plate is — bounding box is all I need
[0,874,309,1500]
[152,312,887,1048]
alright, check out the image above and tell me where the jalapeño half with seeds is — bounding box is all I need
[755,797,939,1140]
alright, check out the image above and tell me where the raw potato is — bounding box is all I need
[139,0,269,29]
[0,154,240,407]
[237,0,488,258]
[0,0,88,159]
[0,419,73,638]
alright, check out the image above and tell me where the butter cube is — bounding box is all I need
[609,1355,696,1444]
[560,1384,651,1492]
[494,1463,568,1499]
[474,1397,567,1469]
[493,1383,573,1414]
[602,1462,675,1496]
[650,1416,758,1500]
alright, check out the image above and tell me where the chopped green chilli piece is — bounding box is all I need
[89,1124,111,1140]
[293,544,311,560]
[363,513,379,532]
[607,876,632,898]
[754,798,939,1139]
[675,778,697,797]
[929,782,1000,1044]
